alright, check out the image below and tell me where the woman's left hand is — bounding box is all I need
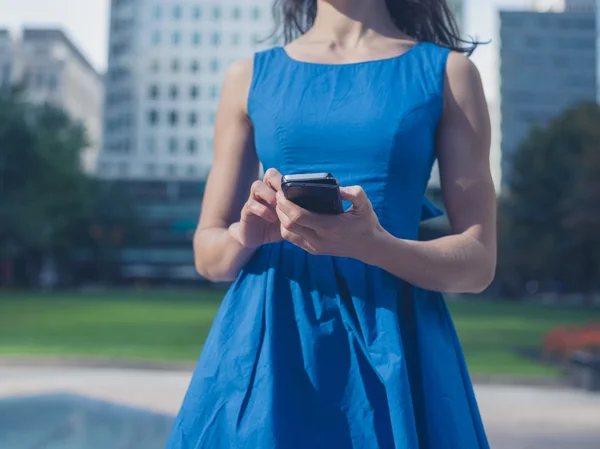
[275,186,385,260]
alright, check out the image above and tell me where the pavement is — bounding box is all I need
[0,366,599,449]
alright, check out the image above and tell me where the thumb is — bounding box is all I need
[340,186,370,212]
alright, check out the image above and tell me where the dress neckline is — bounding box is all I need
[277,41,423,67]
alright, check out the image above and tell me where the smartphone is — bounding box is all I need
[281,173,344,214]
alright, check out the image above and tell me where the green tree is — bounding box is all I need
[0,88,141,287]
[499,102,600,295]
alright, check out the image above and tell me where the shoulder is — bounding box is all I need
[223,57,254,86]
[445,52,482,84]
[442,52,486,109]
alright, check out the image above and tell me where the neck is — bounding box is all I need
[312,0,400,47]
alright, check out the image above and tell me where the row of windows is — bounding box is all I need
[148,84,220,101]
[150,30,264,47]
[147,109,217,127]
[98,162,209,179]
[25,70,58,91]
[501,14,595,31]
[148,58,225,74]
[146,136,214,155]
[153,4,263,22]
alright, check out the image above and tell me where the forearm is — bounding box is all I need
[193,226,256,282]
[365,231,496,293]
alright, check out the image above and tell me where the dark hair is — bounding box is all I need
[272,0,483,56]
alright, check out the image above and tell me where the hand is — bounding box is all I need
[275,186,385,260]
[229,168,284,249]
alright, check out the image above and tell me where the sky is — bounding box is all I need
[0,0,531,101]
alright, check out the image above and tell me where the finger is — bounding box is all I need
[242,199,278,223]
[275,205,319,240]
[263,168,282,192]
[275,191,320,228]
[340,186,370,211]
[250,180,277,207]
[280,226,319,255]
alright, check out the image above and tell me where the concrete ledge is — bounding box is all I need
[0,356,572,389]
[0,356,196,372]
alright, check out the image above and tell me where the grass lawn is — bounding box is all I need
[1,289,599,377]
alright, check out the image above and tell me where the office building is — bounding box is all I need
[98,0,274,181]
[0,28,103,173]
[0,30,13,87]
[19,29,104,173]
[499,8,596,188]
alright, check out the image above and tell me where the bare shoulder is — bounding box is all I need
[444,52,485,105]
[225,57,254,82]
[221,57,254,113]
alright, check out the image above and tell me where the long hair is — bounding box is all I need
[272,0,482,55]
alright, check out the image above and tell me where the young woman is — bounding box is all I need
[166,0,496,447]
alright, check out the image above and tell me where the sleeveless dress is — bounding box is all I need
[166,42,490,449]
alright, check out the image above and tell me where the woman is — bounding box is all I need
[167,0,495,447]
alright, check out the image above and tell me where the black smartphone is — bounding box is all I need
[281,173,344,214]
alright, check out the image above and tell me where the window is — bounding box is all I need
[212,6,221,19]
[188,165,197,177]
[119,163,129,176]
[169,85,179,99]
[167,164,176,176]
[149,85,159,99]
[146,137,156,154]
[231,33,240,46]
[252,7,261,20]
[193,6,202,19]
[172,59,180,72]
[210,59,219,72]
[210,85,219,99]
[190,60,200,73]
[188,138,197,154]
[190,85,199,99]
[173,4,182,19]
[169,110,179,126]
[172,31,181,45]
[148,109,159,125]
[152,30,160,45]
[48,73,58,90]
[169,137,178,153]
[209,111,216,124]
[189,112,198,125]
[147,164,156,176]
[150,60,160,72]
[211,32,221,46]
[232,7,241,19]
[192,32,201,46]
[252,34,261,46]
[153,4,162,19]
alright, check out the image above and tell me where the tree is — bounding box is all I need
[0,88,140,287]
[499,102,600,295]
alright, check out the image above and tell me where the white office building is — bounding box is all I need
[0,30,14,87]
[0,28,104,173]
[98,0,274,180]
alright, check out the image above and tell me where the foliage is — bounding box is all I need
[499,102,600,295]
[0,88,141,287]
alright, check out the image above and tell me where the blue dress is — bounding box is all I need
[166,42,490,449]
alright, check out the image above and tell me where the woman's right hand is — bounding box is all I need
[229,169,283,249]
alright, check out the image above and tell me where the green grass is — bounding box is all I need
[1,290,599,377]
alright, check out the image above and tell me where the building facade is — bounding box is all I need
[499,9,596,189]
[19,29,104,173]
[0,30,13,88]
[98,0,275,181]
[0,29,103,173]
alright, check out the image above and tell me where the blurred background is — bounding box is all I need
[1,0,600,448]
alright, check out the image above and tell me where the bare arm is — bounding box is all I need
[193,58,257,282]
[366,52,497,293]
